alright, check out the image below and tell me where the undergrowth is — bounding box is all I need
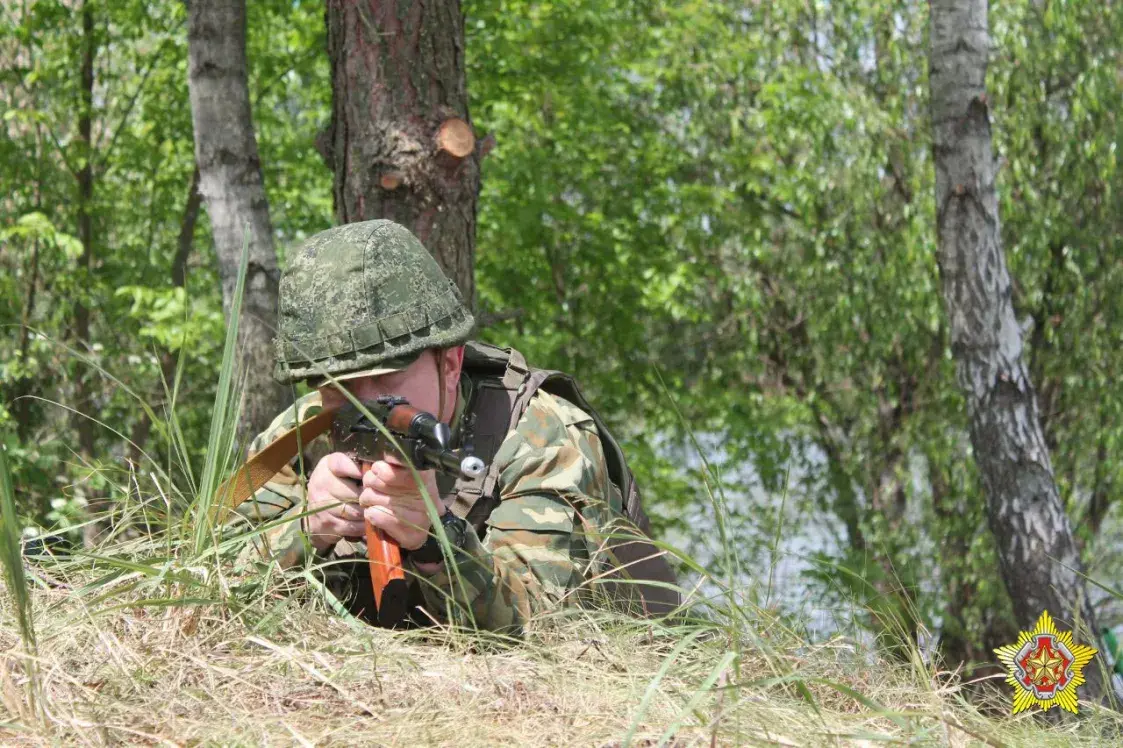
[3,542,1123,746]
[1,243,1121,746]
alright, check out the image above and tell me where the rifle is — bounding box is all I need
[330,396,485,627]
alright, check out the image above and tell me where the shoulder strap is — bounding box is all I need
[452,346,582,532]
[209,409,335,523]
[454,343,647,525]
[450,345,530,530]
[534,374,640,523]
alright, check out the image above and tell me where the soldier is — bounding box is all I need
[230,220,677,632]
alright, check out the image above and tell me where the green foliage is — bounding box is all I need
[466,0,1123,663]
[467,0,955,636]
[247,0,332,249]
[0,0,330,529]
[992,1,1123,553]
[4,0,1123,676]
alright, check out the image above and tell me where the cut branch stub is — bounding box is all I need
[436,118,475,159]
[380,172,403,191]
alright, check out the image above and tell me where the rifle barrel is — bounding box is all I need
[416,444,485,479]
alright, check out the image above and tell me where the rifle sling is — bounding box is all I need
[211,409,335,523]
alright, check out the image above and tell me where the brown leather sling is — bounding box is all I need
[211,409,335,524]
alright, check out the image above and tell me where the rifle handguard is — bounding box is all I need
[359,459,410,628]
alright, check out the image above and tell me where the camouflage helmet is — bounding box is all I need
[273,220,475,385]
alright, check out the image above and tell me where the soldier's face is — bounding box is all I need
[319,346,465,422]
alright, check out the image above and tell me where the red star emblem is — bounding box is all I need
[1017,634,1073,698]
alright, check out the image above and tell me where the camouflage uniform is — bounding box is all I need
[231,219,667,632]
[233,379,622,633]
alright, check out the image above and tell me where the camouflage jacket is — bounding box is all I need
[231,379,622,634]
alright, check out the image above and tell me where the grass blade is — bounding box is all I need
[656,649,736,744]
[0,440,34,651]
[621,627,708,746]
[193,226,251,555]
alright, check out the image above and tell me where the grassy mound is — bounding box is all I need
[1,554,1121,746]
[2,265,1119,746]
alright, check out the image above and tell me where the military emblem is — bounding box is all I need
[994,610,1097,714]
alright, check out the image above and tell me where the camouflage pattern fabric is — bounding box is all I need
[231,382,622,634]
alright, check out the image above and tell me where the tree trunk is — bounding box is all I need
[929,452,1016,684]
[928,0,1107,702]
[75,0,103,548]
[324,0,480,304]
[186,0,288,441]
[13,236,41,443]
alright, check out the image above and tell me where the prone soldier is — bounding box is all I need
[228,220,678,632]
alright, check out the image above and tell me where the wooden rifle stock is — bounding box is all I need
[360,459,410,627]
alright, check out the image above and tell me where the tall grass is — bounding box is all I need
[2,240,1122,743]
[0,440,34,652]
[0,232,252,652]
[192,232,251,558]
[5,417,1122,743]
[0,428,44,729]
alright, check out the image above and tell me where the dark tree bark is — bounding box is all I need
[929,0,1108,702]
[13,235,41,442]
[187,0,289,441]
[74,0,103,547]
[324,0,480,304]
[73,0,96,460]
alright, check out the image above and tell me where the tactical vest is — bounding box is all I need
[449,342,680,617]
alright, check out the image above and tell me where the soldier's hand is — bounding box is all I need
[304,452,367,551]
[357,457,442,551]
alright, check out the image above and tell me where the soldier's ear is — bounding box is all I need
[435,346,465,423]
[442,345,465,385]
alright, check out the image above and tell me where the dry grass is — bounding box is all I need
[1,560,1121,747]
[3,302,1120,746]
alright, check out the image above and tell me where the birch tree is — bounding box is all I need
[187,0,287,438]
[928,0,1107,700]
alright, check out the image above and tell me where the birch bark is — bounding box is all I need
[929,0,1107,701]
[187,0,288,439]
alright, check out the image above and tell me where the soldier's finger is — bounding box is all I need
[332,518,367,538]
[338,503,364,521]
[364,506,419,537]
[382,452,407,468]
[362,460,400,486]
[365,462,430,495]
[365,508,426,549]
[319,472,362,502]
[357,488,391,509]
[326,452,363,480]
[363,504,395,529]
